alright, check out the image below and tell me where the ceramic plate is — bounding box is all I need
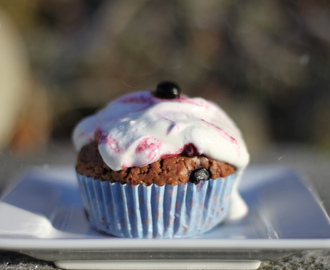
[0,165,329,270]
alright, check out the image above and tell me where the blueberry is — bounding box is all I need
[189,168,210,184]
[183,143,198,157]
[154,81,181,99]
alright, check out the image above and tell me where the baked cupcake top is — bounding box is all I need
[73,82,249,172]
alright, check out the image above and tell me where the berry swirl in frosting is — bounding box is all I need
[72,85,249,173]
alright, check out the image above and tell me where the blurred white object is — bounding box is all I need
[0,9,50,153]
[0,9,30,149]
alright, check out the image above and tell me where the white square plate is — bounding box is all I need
[0,166,329,270]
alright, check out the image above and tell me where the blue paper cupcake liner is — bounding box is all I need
[76,172,236,238]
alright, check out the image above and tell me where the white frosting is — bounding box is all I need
[73,90,249,172]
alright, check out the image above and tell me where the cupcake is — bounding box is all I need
[72,81,249,238]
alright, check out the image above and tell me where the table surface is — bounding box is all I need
[0,142,329,270]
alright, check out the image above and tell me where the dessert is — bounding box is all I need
[73,81,249,238]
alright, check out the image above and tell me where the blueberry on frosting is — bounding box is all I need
[154,81,181,99]
[189,168,210,184]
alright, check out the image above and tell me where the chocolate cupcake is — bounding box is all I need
[73,82,249,238]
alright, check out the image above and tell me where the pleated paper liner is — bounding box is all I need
[76,172,235,238]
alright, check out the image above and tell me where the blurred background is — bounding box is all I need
[1,3,330,268]
[0,0,329,160]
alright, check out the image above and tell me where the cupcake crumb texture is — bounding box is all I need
[77,141,235,186]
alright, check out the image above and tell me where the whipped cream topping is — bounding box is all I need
[73,90,249,172]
